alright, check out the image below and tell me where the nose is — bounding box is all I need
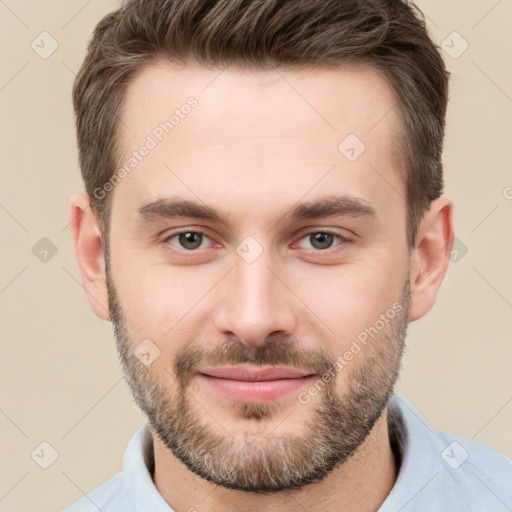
[212,249,297,347]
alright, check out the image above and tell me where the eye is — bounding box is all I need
[162,229,351,254]
[165,230,212,251]
[296,231,350,251]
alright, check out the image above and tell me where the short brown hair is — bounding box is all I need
[73,0,449,247]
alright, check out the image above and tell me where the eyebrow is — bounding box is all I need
[137,195,377,226]
[287,195,377,221]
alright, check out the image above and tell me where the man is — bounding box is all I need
[64,0,511,511]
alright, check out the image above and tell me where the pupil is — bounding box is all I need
[180,232,201,249]
[312,232,333,249]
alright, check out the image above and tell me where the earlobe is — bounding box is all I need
[408,195,454,322]
[68,194,111,321]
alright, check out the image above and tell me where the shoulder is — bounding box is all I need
[383,395,512,511]
[435,428,512,501]
[418,429,512,512]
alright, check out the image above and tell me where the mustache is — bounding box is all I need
[173,336,335,389]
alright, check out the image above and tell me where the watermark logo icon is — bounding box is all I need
[338,134,366,162]
[31,32,59,59]
[134,339,161,366]
[449,237,468,263]
[441,441,469,469]
[236,236,263,264]
[441,31,469,59]
[32,237,58,263]
[31,441,59,469]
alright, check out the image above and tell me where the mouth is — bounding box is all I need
[197,365,317,404]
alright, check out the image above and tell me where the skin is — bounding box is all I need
[69,60,453,511]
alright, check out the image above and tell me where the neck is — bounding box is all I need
[152,407,398,512]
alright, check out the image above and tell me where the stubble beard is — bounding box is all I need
[106,271,410,493]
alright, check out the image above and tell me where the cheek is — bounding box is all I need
[109,227,408,360]
[289,255,406,348]
[111,256,222,356]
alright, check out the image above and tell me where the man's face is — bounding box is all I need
[106,61,412,491]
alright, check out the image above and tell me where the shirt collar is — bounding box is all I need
[378,394,445,511]
[123,423,175,511]
[121,394,440,511]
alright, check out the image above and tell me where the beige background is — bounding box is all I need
[1,1,511,511]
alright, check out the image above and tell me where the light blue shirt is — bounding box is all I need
[63,394,512,511]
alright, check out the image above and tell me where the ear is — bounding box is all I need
[68,194,111,321]
[408,195,454,322]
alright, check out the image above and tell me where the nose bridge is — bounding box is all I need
[213,246,296,345]
[235,253,277,310]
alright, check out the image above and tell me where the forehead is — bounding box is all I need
[112,60,404,221]
[120,59,401,152]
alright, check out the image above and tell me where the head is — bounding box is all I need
[70,0,454,493]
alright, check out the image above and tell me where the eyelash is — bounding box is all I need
[162,229,352,255]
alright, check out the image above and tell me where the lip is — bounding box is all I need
[200,365,314,381]
[197,365,317,404]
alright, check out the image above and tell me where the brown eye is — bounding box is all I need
[178,232,203,250]
[165,231,210,250]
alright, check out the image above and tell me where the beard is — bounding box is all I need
[106,270,410,493]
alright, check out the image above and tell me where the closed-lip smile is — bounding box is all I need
[197,365,317,403]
